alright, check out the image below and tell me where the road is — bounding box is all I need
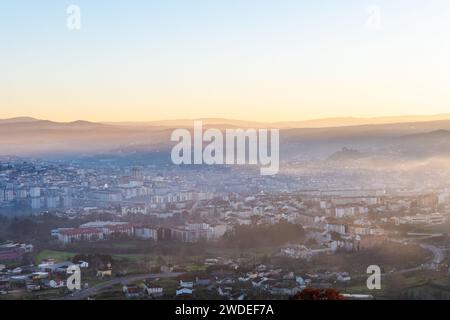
[420,244,445,264]
[352,241,445,280]
[63,272,184,300]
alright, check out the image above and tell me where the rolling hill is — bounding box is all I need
[3,116,450,164]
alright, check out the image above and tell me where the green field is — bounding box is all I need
[185,263,208,272]
[34,250,77,264]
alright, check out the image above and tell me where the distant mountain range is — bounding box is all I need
[104,113,450,129]
[3,115,450,164]
[4,113,450,128]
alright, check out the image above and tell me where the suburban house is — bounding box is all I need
[179,279,194,288]
[122,285,141,298]
[144,283,164,297]
[176,287,193,296]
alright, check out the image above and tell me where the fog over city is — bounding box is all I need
[2,0,450,306]
[2,114,450,301]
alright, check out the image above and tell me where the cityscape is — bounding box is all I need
[2,0,450,308]
[1,116,450,300]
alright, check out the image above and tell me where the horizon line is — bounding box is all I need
[2,112,450,125]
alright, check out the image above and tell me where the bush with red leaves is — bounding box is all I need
[290,288,345,300]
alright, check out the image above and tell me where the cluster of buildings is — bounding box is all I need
[172,259,354,300]
[54,221,135,244]
[48,185,450,253]
[0,159,218,212]
[3,157,450,299]
[392,213,447,225]
[0,259,89,295]
[0,242,33,262]
[122,282,164,299]
[53,220,229,244]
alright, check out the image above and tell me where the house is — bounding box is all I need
[217,286,232,297]
[295,276,306,287]
[26,284,41,292]
[268,283,301,296]
[217,277,235,285]
[97,269,112,278]
[326,221,348,235]
[256,264,267,272]
[230,292,247,300]
[57,228,105,244]
[12,267,22,274]
[280,246,315,261]
[0,242,32,261]
[251,277,268,288]
[176,287,193,296]
[56,222,134,243]
[239,272,258,282]
[31,272,49,280]
[205,258,219,265]
[179,279,194,288]
[335,206,368,218]
[160,265,174,273]
[238,276,251,282]
[337,274,352,282]
[10,275,28,284]
[348,225,371,236]
[39,261,73,274]
[195,277,211,286]
[144,283,164,297]
[123,285,141,298]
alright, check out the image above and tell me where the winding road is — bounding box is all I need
[63,272,184,300]
[351,240,445,280]
[420,244,444,264]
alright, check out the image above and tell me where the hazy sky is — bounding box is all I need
[1,0,450,122]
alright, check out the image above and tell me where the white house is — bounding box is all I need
[144,283,164,297]
[176,287,193,296]
[179,280,194,288]
[122,285,141,298]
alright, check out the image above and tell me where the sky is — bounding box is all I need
[1,0,450,122]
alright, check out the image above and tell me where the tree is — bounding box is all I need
[291,288,345,300]
[221,221,305,249]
